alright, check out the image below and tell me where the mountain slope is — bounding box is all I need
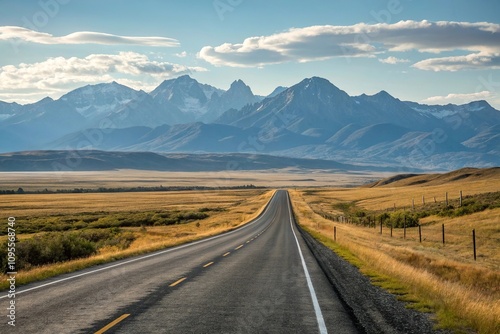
[49,122,319,153]
[0,98,86,151]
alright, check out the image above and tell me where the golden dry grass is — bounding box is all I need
[368,167,500,188]
[0,189,266,217]
[290,172,500,334]
[0,189,274,289]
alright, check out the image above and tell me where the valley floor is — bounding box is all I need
[0,168,387,191]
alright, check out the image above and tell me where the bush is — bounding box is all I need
[0,228,138,272]
[382,211,420,228]
[0,233,97,272]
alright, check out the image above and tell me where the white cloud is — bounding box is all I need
[0,26,179,47]
[0,52,207,102]
[378,56,410,64]
[198,20,500,70]
[423,91,492,104]
[175,51,188,58]
[413,52,500,71]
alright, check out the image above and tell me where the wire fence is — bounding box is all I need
[311,190,500,262]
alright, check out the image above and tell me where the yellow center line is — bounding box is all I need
[203,261,214,268]
[246,240,251,243]
[169,277,187,287]
[95,313,130,334]
[235,244,243,250]
[223,252,231,257]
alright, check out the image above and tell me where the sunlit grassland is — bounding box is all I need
[0,189,274,290]
[290,175,500,334]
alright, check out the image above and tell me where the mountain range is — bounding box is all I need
[0,75,498,171]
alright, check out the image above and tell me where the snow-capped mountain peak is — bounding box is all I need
[59,82,142,118]
[150,75,221,118]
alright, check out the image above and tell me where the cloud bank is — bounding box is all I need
[198,20,500,70]
[0,52,206,101]
[0,26,179,47]
[423,91,492,104]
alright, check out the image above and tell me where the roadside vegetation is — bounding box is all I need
[0,209,213,234]
[322,191,499,229]
[291,171,500,334]
[0,189,273,289]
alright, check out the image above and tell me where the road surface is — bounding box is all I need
[1,190,359,333]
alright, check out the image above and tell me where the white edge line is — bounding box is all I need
[0,191,278,299]
[287,192,328,334]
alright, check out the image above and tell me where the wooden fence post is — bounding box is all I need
[334,226,337,241]
[419,224,422,243]
[442,224,445,245]
[445,192,448,206]
[403,216,407,239]
[460,191,463,207]
[473,229,477,261]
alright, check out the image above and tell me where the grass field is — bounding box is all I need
[0,169,386,191]
[0,189,274,289]
[290,169,500,334]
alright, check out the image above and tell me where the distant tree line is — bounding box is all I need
[0,184,261,195]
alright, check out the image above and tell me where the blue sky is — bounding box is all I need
[1,0,499,108]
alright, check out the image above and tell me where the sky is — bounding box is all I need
[0,0,500,108]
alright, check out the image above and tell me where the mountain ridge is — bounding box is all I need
[1,76,498,171]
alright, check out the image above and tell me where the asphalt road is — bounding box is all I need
[1,190,359,333]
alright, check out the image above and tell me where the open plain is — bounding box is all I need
[0,168,387,191]
[0,168,498,333]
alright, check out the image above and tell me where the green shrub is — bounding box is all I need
[382,211,420,228]
[0,233,97,272]
[0,228,139,272]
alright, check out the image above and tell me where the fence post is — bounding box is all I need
[445,192,448,206]
[403,216,407,239]
[390,224,393,237]
[334,226,337,241]
[473,229,476,261]
[380,217,383,234]
[442,224,445,245]
[460,191,463,207]
[419,224,422,243]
